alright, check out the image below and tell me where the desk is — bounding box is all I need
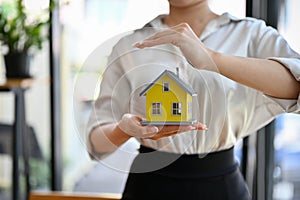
[0,78,34,200]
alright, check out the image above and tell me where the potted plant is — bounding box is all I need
[0,0,54,78]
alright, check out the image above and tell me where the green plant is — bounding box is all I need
[0,0,55,54]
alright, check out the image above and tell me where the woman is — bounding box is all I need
[87,0,300,199]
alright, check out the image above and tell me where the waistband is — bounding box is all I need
[130,145,237,178]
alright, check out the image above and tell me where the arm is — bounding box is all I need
[212,52,300,99]
[89,123,132,154]
[135,23,300,99]
[89,114,206,155]
[89,114,158,154]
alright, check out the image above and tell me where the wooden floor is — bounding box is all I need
[29,192,121,200]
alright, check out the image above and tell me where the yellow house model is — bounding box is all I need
[140,69,197,125]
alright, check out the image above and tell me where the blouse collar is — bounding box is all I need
[148,12,241,40]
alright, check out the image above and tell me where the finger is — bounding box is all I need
[119,114,159,138]
[134,32,179,48]
[134,25,191,48]
[146,127,179,140]
[130,114,144,123]
[148,131,176,140]
[147,122,208,140]
[137,23,193,43]
[144,28,180,40]
[147,23,193,40]
[157,124,195,132]
[178,125,198,132]
[122,113,143,123]
[150,127,192,140]
[159,129,179,135]
[137,33,185,49]
[193,122,208,130]
[140,125,159,138]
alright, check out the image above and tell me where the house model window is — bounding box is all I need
[172,102,182,115]
[163,82,170,92]
[152,102,161,115]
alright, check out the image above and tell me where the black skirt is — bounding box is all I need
[121,145,251,200]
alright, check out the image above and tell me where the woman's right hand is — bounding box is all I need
[118,113,207,140]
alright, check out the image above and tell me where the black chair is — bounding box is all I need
[0,123,43,160]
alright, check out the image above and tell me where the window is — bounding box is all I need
[272,1,300,199]
[152,102,161,115]
[163,82,169,92]
[172,102,182,115]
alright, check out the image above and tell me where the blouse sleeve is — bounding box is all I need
[239,20,300,136]
[249,20,300,113]
[86,44,132,159]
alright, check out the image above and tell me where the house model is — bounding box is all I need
[140,69,197,125]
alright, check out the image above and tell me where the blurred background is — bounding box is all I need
[0,0,299,199]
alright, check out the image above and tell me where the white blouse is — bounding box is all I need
[87,13,300,157]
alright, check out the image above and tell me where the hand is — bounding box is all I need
[148,121,207,140]
[118,113,159,139]
[118,113,207,140]
[134,23,218,72]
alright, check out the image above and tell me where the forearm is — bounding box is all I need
[89,123,132,154]
[212,52,300,99]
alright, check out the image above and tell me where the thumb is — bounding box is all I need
[140,125,159,138]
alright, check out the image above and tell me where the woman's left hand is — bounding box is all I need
[134,23,218,72]
[148,122,207,140]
